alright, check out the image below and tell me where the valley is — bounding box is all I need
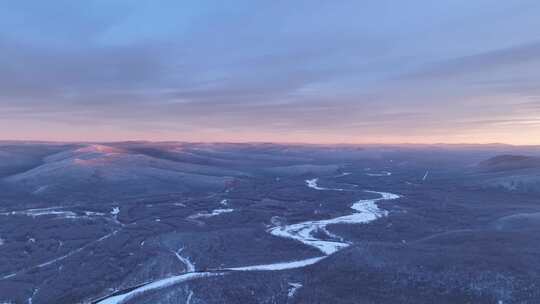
[1,142,540,303]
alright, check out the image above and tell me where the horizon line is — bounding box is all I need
[0,139,539,147]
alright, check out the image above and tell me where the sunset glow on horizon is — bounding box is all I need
[1,1,539,145]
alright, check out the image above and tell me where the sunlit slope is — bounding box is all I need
[4,144,243,199]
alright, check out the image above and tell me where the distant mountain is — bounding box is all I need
[476,155,540,192]
[477,155,540,172]
[0,143,75,178]
[3,144,242,201]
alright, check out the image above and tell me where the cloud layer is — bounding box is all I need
[1,0,540,144]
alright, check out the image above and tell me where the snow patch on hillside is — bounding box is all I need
[306,178,344,191]
[366,171,392,177]
[188,208,234,220]
[288,282,303,298]
[173,248,195,272]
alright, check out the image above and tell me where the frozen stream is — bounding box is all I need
[94,176,400,304]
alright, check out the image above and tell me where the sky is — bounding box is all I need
[1,0,539,144]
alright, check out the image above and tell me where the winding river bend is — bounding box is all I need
[95,178,401,304]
